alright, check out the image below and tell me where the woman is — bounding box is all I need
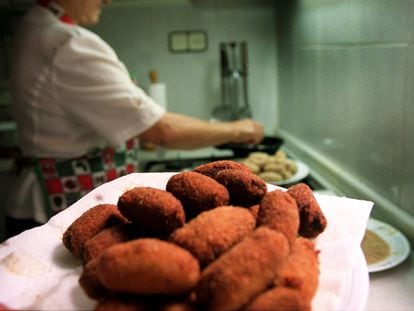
[5,0,263,238]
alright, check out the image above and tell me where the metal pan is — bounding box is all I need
[215,136,284,158]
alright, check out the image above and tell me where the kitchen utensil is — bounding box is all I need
[213,41,251,121]
[215,136,284,157]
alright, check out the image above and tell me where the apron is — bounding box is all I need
[29,0,139,217]
[31,1,139,217]
[34,138,140,217]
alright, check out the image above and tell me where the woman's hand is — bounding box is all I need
[228,118,264,145]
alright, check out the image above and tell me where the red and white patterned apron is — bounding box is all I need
[34,138,140,217]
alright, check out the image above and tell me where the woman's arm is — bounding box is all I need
[139,112,264,150]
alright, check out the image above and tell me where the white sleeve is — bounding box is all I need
[52,29,165,148]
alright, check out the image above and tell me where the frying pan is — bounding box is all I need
[215,136,284,158]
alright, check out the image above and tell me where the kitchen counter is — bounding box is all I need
[138,147,234,172]
[139,146,233,162]
[366,251,414,310]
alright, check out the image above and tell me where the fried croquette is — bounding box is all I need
[287,183,327,238]
[79,257,108,299]
[96,238,200,296]
[248,204,260,219]
[166,172,229,220]
[214,169,267,206]
[82,224,136,263]
[273,237,320,302]
[158,292,197,311]
[256,190,300,245]
[193,160,252,179]
[0,304,12,311]
[195,227,289,311]
[63,204,128,259]
[94,295,154,311]
[118,187,185,236]
[159,300,196,311]
[169,206,256,267]
[244,287,311,311]
[94,294,196,311]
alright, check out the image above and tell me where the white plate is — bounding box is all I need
[364,218,411,273]
[0,173,374,311]
[270,160,310,186]
[339,247,370,311]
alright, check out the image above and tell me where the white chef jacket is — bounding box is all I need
[6,4,165,223]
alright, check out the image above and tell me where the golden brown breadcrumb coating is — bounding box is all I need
[248,204,260,220]
[287,183,327,238]
[96,239,200,296]
[63,204,128,259]
[81,224,136,263]
[166,171,229,220]
[94,295,153,311]
[195,227,289,311]
[244,286,311,311]
[118,187,185,236]
[274,237,320,302]
[169,206,255,267]
[193,160,252,179]
[79,257,107,299]
[256,190,300,245]
[94,294,196,311]
[214,169,267,207]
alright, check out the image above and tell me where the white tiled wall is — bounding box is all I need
[91,2,279,134]
[277,0,414,240]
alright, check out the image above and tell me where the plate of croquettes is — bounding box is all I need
[0,160,373,311]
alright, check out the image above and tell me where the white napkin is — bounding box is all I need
[0,173,373,311]
[311,194,372,310]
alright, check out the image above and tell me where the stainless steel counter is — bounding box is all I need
[366,252,414,310]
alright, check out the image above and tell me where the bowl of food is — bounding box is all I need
[241,150,310,186]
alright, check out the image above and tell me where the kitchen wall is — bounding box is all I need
[275,0,414,243]
[90,1,279,133]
